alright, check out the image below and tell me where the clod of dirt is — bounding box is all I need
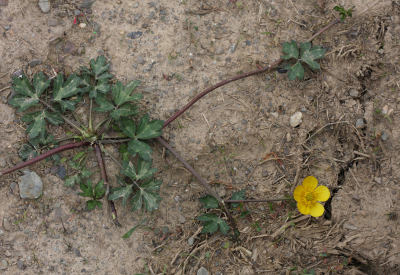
[38,0,50,13]
[18,171,43,199]
[356,118,365,129]
[290,112,303,127]
[3,218,11,231]
[63,41,77,54]
[28,59,41,67]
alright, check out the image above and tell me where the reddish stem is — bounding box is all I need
[162,18,341,129]
[94,144,121,226]
[156,136,239,236]
[162,60,282,128]
[0,142,90,176]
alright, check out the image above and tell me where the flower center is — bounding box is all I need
[305,193,314,201]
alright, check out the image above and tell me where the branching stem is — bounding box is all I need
[0,142,90,176]
[156,136,238,235]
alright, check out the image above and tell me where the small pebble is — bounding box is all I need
[381,132,388,141]
[79,23,87,29]
[289,112,302,127]
[162,226,169,234]
[356,118,365,129]
[188,237,195,246]
[228,43,237,54]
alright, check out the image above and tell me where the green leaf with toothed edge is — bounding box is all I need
[287,62,304,81]
[112,80,143,106]
[108,185,133,208]
[52,73,81,113]
[230,189,247,208]
[10,72,50,112]
[128,139,153,161]
[281,40,299,60]
[197,213,230,235]
[199,195,219,209]
[86,200,102,211]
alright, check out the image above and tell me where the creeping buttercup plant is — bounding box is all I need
[3,55,164,225]
[2,12,343,239]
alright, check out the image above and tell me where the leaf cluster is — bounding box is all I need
[78,179,105,210]
[197,189,248,235]
[281,40,325,81]
[108,159,162,213]
[334,5,353,22]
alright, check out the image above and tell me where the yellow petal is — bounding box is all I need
[309,202,325,217]
[315,186,330,202]
[293,185,305,202]
[297,201,310,215]
[302,176,318,191]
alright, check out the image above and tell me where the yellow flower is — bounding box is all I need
[294,176,330,217]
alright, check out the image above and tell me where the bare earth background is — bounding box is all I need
[1,0,400,274]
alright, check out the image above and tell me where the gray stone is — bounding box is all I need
[137,55,145,64]
[349,89,359,97]
[0,158,6,167]
[74,10,81,16]
[245,40,252,46]
[262,170,268,177]
[53,208,68,222]
[148,11,155,20]
[17,260,26,270]
[38,0,50,13]
[4,26,10,30]
[132,63,138,69]
[189,88,196,97]
[134,13,142,20]
[381,132,388,141]
[54,203,61,208]
[241,119,247,125]
[178,214,186,224]
[228,43,237,54]
[56,166,66,179]
[0,229,3,236]
[356,118,364,129]
[160,10,167,15]
[162,226,169,234]
[3,218,12,231]
[28,59,42,67]
[188,237,195,245]
[153,228,161,235]
[78,0,95,9]
[73,247,81,257]
[289,112,303,127]
[216,47,224,55]
[133,3,139,8]
[197,267,209,275]
[128,31,142,39]
[18,171,43,199]
[48,18,58,26]
[374,177,382,184]
[0,260,7,270]
[378,48,384,54]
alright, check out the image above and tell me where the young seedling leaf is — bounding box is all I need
[90,55,110,77]
[300,42,325,70]
[65,173,80,187]
[136,114,164,140]
[93,95,114,113]
[94,179,105,199]
[136,159,158,180]
[110,104,138,120]
[52,74,81,112]
[281,40,299,60]
[112,80,143,106]
[78,179,94,198]
[128,139,152,161]
[86,200,102,210]
[197,213,230,235]
[287,62,304,81]
[198,195,219,209]
[19,144,39,160]
[22,110,64,139]
[122,218,148,239]
[108,185,133,208]
[10,73,50,112]
[230,189,247,208]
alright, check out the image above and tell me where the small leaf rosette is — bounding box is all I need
[294,176,330,217]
